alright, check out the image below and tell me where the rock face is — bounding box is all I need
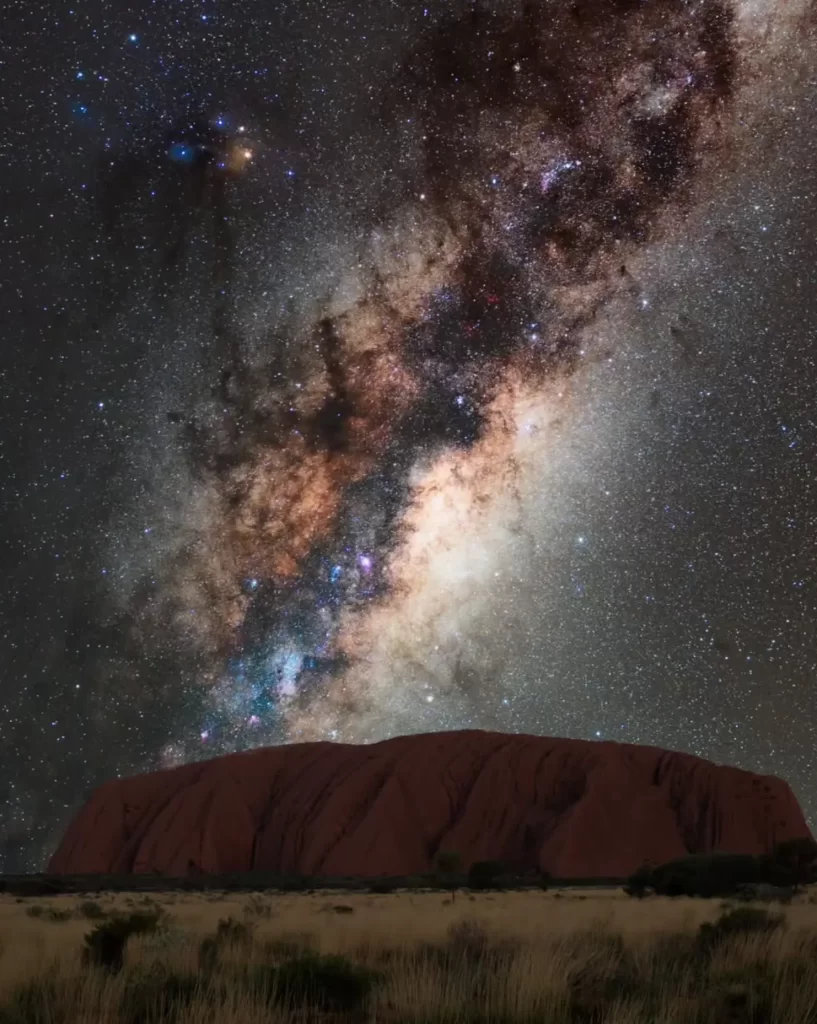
[48,731,811,878]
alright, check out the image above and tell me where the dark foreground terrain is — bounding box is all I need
[3,885,817,1023]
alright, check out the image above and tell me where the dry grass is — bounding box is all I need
[1,887,817,1022]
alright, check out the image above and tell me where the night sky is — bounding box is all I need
[2,0,817,872]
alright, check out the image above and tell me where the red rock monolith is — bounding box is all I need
[48,731,811,878]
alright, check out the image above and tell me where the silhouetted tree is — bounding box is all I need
[435,850,462,903]
[773,837,817,891]
[623,863,653,898]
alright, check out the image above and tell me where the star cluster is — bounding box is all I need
[1,0,817,870]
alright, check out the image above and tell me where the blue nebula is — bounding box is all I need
[168,142,196,164]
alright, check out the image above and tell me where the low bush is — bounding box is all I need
[467,860,505,890]
[369,879,398,894]
[263,932,315,960]
[272,952,382,1011]
[24,904,72,922]
[447,919,490,963]
[623,863,654,897]
[697,905,785,953]
[45,907,72,922]
[243,894,273,918]
[75,899,107,920]
[82,909,164,973]
[0,978,68,1024]
[120,965,200,1024]
[704,963,777,1024]
[631,846,817,900]
[650,853,772,898]
[198,915,255,970]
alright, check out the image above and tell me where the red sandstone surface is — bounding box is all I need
[48,731,811,878]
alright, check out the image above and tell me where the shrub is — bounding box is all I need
[120,965,200,1024]
[44,907,72,922]
[650,853,765,898]
[1,978,68,1024]
[368,879,398,894]
[215,916,254,944]
[243,894,273,918]
[647,932,703,980]
[705,963,777,1024]
[569,963,641,1022]
[272,952,382,1011]
[623,863,653,898]
[275,875,311,892]
[81,910,164,974]
[263,932,315,960]
[75,899,107,920]
[447,919,489,963]
[736,883,794,904]
[467,860,505,890]
[772,836,817,889]
[198,916,255,971]
[197,935,220,973]
[697,906,785,953]
[25,904,71,922]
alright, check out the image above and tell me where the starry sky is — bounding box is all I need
[2,0,817,872]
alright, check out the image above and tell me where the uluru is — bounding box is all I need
[48,731,811,879]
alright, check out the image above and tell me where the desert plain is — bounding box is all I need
[1,884,817,1022]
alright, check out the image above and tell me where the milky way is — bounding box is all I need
[111,0,806,759]
[2,0,817,868]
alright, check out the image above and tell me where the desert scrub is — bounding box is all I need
[241,953,383,1011]
[262,931,316,961]
[75,899,107,920]
[119,964,202,1024]
[697,905,785,954]
[82,909,165,973]
[0,974,79,1024]
[23,904,71,922]
[198,916,255,970]
[243,894,273,918]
